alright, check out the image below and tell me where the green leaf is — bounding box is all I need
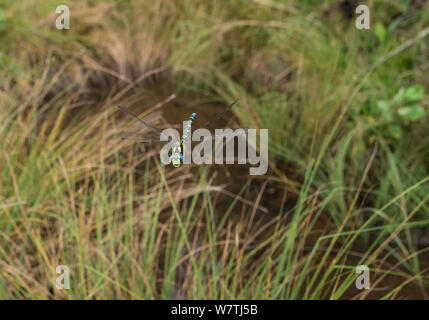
[393,87,405,103]
[376,100,393,121]
[397,105,425,121]
[375,23,387,43]
[387,125,402,140]
[404,85,424,102]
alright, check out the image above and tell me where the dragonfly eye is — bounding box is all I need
[171,155,181,167]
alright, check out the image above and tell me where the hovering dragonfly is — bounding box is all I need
[118,99,239,167]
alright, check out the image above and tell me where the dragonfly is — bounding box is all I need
[118,99,239,167]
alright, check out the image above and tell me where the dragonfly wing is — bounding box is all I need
[120,137,163,143]
[194,99,238,131]
[118,106,164,136]
[119,132,168,141]
[120,135,179,144]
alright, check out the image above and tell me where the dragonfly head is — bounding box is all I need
[171,152,181,168]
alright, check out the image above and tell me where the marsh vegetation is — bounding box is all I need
[0,0,429,299]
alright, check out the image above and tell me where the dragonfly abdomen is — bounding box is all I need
[182,113,197,141]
